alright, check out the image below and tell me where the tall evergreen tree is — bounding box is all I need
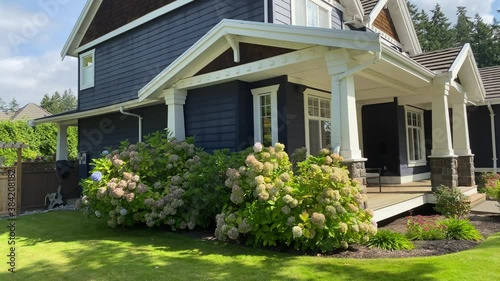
[426,4,455,51]
[472,14,496,68]
[454,6,474,46]
[40,89,77,114]
[407,1,431,51]
[8,98,19,112]
[0,98,5,112]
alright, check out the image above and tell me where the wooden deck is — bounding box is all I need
[367,180,477,222]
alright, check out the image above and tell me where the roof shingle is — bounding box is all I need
[479,66,500,100]
[360,0,379,16]
[411,47,463,73]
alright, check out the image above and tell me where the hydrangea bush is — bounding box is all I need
[78,130,208,230]
[215,144,376,252]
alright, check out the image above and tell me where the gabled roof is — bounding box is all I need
[138,19,381,102]
[0,103,51,121]
[411,47,462,73]
[61,0,194,58]
[479,66,500,100]
[413,44,485,102]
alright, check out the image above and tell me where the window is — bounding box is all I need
[292,0,331,28]
[252,85,279,147]
[304,89,331,155]
[405,107,426,166]
[80,49,95,90]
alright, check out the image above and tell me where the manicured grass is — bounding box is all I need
[1,211,499,281]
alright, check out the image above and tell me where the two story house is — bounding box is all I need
[35,0,492,193]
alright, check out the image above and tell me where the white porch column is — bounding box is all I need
[357,103,364,157]
[325,50,363,161]
[452,99,472,156]
[164,88,187,140]
[56,124,68,160]
[430,84,454,157]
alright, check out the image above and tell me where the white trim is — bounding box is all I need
[303,88,331,155]
[67,0,194,57]
[368,0,389,25]
[79,49,95,90]
[252,85,280,146]
[475,168,498,173]
[367,172,431,185]
[339,0,364,22]
[404,106,426,166]
[373,194,426,222]
[61,0,101,59]
[381,44,434,82]
[32,99,161,126]
[138,19,381,101]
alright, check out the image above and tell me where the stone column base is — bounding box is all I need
[343,161,366,190]
[457,155,475,186]
[429,157,458,190]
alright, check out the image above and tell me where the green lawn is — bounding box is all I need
[1,211,499,281]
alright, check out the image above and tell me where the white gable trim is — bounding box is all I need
[368,0,389,25]
[339,0,364,22]
[448,44,486,102]
[61,0,101,59]
[138,19,381,102]
[62,0,195,58]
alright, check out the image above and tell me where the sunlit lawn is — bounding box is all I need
[0,211,499,281]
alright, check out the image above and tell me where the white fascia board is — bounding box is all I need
[33,99,160,125]
[393,0,422,55]
[449,44,470,78]
[368,0,388,25]
[340,0,364,21]
[450,44,486,102]
[61,0,101,59]
[138,19,381,102]
[381,44,434,82]
[74,0,195,56]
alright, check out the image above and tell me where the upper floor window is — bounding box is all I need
[252,85,279,147]
[80,49,95,90]
[292,0,331,28]
[405,107,426,167]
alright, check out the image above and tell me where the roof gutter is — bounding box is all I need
[120,106,143,142]
[487,102,497,172]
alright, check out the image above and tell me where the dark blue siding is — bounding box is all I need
[285,82,306,152]
[78,104,167,158]
[79,0,264,111]
[468,105,495,168]
[331,5,343,29]
[185,81,253,152]
[362,101,401,176]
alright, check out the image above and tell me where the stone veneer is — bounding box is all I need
[457,155,475,187]
[344,160,366,190]
[429,157,458,190]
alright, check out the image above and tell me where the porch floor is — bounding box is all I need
[367,180,477,222]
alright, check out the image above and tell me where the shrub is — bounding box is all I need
[215,145,376,252]
[441,218,483,241]
[78,130,221,230]
[434,185,471,219]
[484,175,500,209]
[480,172,500,193]
[406,215,446,240]
[366,230,414,251]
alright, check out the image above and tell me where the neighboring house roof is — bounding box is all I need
[479,66,500,100]
[411,47,463,73]
[0,103,51,122]
[360,0,378,15]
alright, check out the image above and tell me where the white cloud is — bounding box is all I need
[0,51,77,106]
[412,0,495,24]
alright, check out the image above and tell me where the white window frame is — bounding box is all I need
[252,85,279,146]
[79,49,95,90]
[304,88,331,155]
[405,106,426,167]
[291,0,332,28]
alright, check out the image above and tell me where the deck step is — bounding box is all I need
[468,193,486,208]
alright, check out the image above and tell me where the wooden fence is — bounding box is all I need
[0,162,79,214]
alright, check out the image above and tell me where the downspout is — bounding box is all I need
[264,0,269,23]
[120,106,143,142]
[487,102,497,172]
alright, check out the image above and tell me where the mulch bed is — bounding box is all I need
[323,213,500,259]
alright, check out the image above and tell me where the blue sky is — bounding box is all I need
[0,0,498,108]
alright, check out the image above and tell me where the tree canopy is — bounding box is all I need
[407,1,500,68]
[40,89,77,114]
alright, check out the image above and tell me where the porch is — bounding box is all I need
[368,180,481,222]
